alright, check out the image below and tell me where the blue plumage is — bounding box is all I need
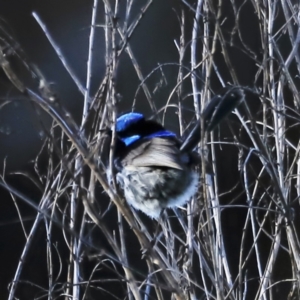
[116,112,177,147]
[119,128,177,147]
[116,112,144,132]
[120,135,141,146]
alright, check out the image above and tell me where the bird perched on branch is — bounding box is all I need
[110,87,245,218]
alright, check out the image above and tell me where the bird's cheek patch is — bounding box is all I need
[121,135,141,146]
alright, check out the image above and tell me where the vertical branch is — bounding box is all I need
[83,0,99,121]
[68,3,100,296]
[176,8,185,136]
[200,0,223,298]
[243,150,266,300]
[191,0,203,120]
[256,216,283,300]
[203,0,237,297]
[268,1,286,194]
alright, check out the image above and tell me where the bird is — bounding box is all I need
[109,86,245,218]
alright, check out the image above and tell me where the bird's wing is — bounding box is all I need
[121,138,184,170]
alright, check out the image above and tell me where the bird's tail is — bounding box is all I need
[180,86,245,153]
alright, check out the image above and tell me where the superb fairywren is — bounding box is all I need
[110,87,245,218]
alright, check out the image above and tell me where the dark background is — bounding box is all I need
[0,1,293,299]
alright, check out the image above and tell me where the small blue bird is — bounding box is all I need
[111,87,244,218]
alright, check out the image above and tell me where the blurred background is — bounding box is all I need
[0,0,256,171]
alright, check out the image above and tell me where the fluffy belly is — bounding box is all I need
[117,166,199,218]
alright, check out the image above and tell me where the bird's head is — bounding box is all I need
[115,112,177,147]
